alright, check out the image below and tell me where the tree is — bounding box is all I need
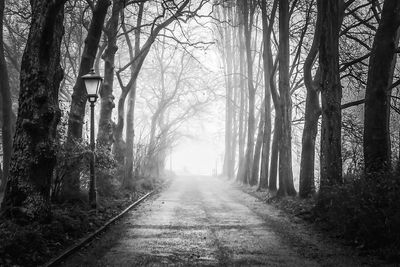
[299,1,320,198]
[124,2,144,186]
[1,0,66,221]
[277,0,296,196]
[363,0,400,175]
[137,37,213,178]
[0,0,14,192]
[259,0,277,190]
[241,0,257,185]
[114,0,194,165]
[251,103,265,185]
[97,0,125,149]
[235,0,247,183]
[219,1,234,179]
[318,0,343,192]
[63,0,111,198]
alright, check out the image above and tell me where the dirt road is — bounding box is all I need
[61,176,378,266]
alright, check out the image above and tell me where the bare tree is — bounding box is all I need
[277,0,296,196]
[299,0,320,198]
[97,0,125,149]
[0,0,14,192]
[124,2,144,186]
[363,0,400,175]
[318,0,343,193]
[259,0,277,190]
[240,0,257,185]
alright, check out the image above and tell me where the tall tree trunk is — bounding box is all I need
[230,4,239,178]
[1,0,66,221]
[222,3,233,179]
[235,0,246,181]
[63,0,110,198]
[299,6,321,198]
[277,0,296,196]
[259,104,271,189]
[250,108,264,186]
[242,0,256,184]
[0,0,14,192]
[97,0,124,149]
[231,58,238,179]
[318,0,342,192]
[364,0,400,175]
[299,86,319,197]
[124,2,144,186]
[259,0,276,190]
[269,114,280,191]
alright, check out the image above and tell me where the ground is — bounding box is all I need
[61,176,385,266]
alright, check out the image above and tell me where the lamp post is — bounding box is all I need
[82,68,103,209]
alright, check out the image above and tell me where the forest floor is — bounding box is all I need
[59,176,387,266]
[0,180,163,266]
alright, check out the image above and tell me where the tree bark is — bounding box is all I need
[63,0,110,198]
[250,108,264,186]
[0,0,14,192]
[97,0,124,149]
[235,1,246,181]
[299,6,321,198]
[259,0,276,190]
[242,0,256,184]
[318,0,343,192]
[1,0,66,221]
[269,114,280,191]
[363,0,400,175]
[124,2,144,186]
[277,0,296,196]
[230,5,239,179]
[299,85,319,197]
[222,2,234,179]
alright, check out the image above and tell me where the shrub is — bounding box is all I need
[95,145,119,196]
[315,172,400,258]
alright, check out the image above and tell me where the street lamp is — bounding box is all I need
[82,68,102,209]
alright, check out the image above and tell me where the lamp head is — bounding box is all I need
[82,68,102,103]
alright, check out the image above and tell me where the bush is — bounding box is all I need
[315,172,400,259]
[94,145,119,197]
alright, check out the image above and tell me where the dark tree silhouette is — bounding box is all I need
[363,0,400,175]
[1,0,66,221]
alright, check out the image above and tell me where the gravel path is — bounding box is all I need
[60,176,382,266]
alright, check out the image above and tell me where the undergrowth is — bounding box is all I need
[0,191,149,266]
[315,172,400,262]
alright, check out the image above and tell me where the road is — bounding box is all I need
[61,176,375,266]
